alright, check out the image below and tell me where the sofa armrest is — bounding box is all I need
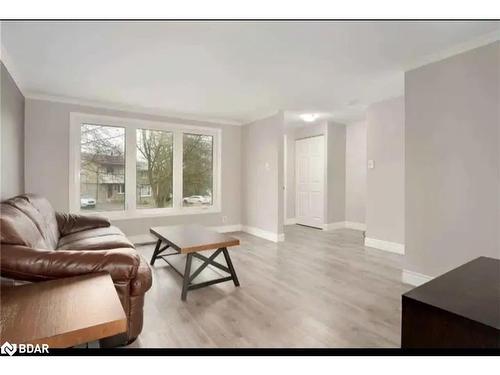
[0,245,139,283]
[130,256,153,296]
[56,212,110,236]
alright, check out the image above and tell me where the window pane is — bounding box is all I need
[80,124,125,212]
[136,129,173,208]
[183,133,213,207]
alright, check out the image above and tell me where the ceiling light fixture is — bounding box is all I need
[300,113,319,122]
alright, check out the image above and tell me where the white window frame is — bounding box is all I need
[69,112,222,220]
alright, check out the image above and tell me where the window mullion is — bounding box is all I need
[126,127,137,212]
[173,130,183,209]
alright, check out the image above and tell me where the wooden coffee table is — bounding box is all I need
[0,273,127,348]
[150,224,241,300]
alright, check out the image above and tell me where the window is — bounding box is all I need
[138,185,152,197]
[183,133,213,207]
[70,113,220,218]
[79,124,125,212]
[136,129,173,209]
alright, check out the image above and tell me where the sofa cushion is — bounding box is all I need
[57,233,134,251]
[56,213,110,236]
[57,226,125,248]
[0,203,50,249]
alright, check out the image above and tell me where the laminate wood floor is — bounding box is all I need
[128,225,412,348]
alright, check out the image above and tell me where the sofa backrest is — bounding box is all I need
[0,194,59,250]
[19,194,60,248]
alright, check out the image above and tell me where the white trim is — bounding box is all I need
[212,224,243,233]
[26,92,243,126]
[1,42,25,93]
[104,207,222,221]
[243,110,281,126]
[242,225,284,243]
[405,30,500,71]
[295,134,327,229]
[323,221,346,230]
[364,237,405,255]
[402,269,434,287]
[283,134,288,224]
[285,217,297,225]
[345,221,366,231]
[69,112,222,219]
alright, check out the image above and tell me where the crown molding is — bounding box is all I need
[1,41,26,94]
[243,110,283,126]
[24,91,245,126]
[2,34,244,126]
[405,29,500,72]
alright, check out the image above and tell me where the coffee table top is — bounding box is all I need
[150,224,240,254]
[0,272,127,348]
[403,256,500,329]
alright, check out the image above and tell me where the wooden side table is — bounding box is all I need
[402,257,500,348]
[0,272,127,348]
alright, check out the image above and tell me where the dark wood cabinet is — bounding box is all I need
[401,257,500,349]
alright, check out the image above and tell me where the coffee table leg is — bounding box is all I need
[181,253,193,301]
[150,239,162,266]
[222,247,240,287]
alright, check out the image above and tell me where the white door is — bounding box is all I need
[295,136,325,229]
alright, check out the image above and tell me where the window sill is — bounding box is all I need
[80,206,222,221]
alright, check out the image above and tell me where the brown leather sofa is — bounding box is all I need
[0,194,152,346]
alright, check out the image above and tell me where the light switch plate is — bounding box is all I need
[368,160,375,169]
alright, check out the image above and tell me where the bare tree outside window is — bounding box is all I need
[136,129,173,208]
[182,133,213,207]
[78,123,215,212]
[80,124,125,211]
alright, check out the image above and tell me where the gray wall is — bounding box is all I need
[24,98,242,236]
[366,97,405,245]
[241,112,284,235]
[1,62,25,200]
[345,120,367,225]
[405,42,500,277]
[326,122,346,224]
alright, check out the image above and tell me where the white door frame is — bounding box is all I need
[295,135,327,229]
[283,134,288,223]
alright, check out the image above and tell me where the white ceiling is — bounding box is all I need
[2,21,499,125]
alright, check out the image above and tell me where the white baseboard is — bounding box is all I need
[212,224,243,233]
[285,218,297,225]
[323,221,346,230]
[402,269,433,286]
[345,221,366,231]
[364,237,405,255]
[242,225,284,243]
